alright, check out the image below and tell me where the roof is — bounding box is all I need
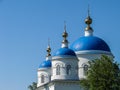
[39,60,51,68]
[70,36,111,52]
[54,47,76,56]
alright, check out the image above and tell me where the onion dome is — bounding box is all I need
[70,36,111,52]
[70,9,111,52]
[54,47,76,56]
[39,43,52,68]
[54,22,76,56]
[39,60,51,68]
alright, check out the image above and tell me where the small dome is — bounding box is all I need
[54,47,76,56]
[70,36,111,52]
[39,60,51,68]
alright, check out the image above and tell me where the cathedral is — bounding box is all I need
[36,11,113,90]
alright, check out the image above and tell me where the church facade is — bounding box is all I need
[36,12,113,90]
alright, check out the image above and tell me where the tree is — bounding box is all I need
[80,55,120,90]
[28,82,37,90]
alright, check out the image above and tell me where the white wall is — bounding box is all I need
[51,56,78,80]
[76,51,113,79]
[37,68,51,87]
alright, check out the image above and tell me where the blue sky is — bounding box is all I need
[0,0,120,90]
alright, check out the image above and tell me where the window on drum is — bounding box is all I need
[83,64,89,76]
[41,75,45,83]
[56,65,60,75]
[66,65,71,75]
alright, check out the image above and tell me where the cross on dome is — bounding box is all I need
[62,21,68,43]
[61,21,69,48]
[46,39,51,57]
[84,6,94,36]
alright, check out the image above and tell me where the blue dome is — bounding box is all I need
[54,47,76,56]
[39,60,51,68]
[70,36,111,52]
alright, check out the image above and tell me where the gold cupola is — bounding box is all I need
[62,22,68,43]
[84,8,94,36]
[46,39,51,57]
[61,22,69,48]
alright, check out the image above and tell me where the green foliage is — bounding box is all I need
[28,82,37,90]
[80,55,120,90]
[80,79,89,90]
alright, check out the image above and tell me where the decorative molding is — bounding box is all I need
[75,50,113,56]
[52,55,78,60]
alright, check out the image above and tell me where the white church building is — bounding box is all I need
[36,12,113,90]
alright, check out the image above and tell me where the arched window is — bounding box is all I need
[83,64,88,76]
[56,65,60,75]
[41,75,44,83]
[66,65,71,75]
